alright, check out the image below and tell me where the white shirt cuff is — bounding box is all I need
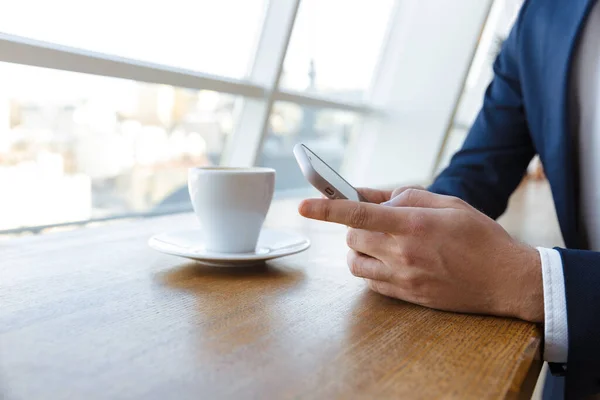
[537,247,569,363]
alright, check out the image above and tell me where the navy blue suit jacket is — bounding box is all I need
[429,0,600,397]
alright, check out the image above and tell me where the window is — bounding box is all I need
[436,0,524,175]
[0,0,493,235]
[0,0,268,79]
[0,62,237,231]
[258,102,359,192]
[280,0,395,101]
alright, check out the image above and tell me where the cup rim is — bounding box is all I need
[189,166,275,174]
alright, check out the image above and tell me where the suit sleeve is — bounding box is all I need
[428,7,535,219]
[555,248,600,398]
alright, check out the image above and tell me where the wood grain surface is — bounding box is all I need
[0,185,552,400]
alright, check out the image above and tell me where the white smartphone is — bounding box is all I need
[293,143,366,202]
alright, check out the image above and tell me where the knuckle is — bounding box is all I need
[348,254,364,277]
[346,229,359,248]
[320,202,332,221]
[398,250,417,267]
[413,289,433,308]
[399,272,434,307]
[392,185,421,199]
[449,196,467,209]
[392,188,423,207]
[346,250,356,269]
[368,280,396,299]
[348,205,369,228]
[405,271,424,290]
[367,279,384,293]
[395,244,418,267]
[402,188,420,205]
[404,188,420,198]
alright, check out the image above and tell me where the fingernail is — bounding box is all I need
[381,201,392,206]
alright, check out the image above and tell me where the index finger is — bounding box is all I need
[299,198,409,232]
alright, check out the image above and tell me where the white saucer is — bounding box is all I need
[148,228,310,266]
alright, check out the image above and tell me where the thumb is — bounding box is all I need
[384,188,470,210]
[378,185,424,205]
[390,185,425,200]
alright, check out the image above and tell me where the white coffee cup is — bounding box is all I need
[188,167,275,253]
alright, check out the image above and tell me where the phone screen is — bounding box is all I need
[302,146,361,201]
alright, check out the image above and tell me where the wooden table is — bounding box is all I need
[1,195,543,400]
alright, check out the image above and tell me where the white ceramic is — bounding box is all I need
[148,228,310,266]
[188,167,275,253]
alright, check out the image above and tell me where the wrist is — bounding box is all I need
[511,244,545,323]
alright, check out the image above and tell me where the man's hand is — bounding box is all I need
[298,188,544,323]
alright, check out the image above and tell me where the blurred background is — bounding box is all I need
[0,0,527,236]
